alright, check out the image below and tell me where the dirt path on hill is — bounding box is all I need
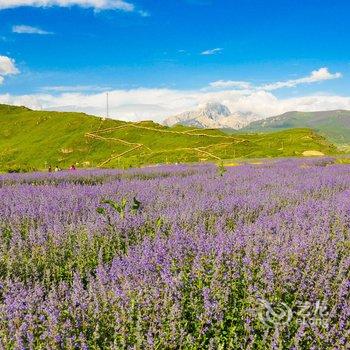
[85,122,243,166]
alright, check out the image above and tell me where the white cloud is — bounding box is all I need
[201,48,223,55]
[0,55,19,84]
[0,56,19,75]
[12,25,53,35]
[41,85,110,92]
[209,80,253,89]
[2,86,350,123]
[0,0,135,11]
[0,66,346,121]
[138,10,150,17]
[260,67,342,91]
[209,67,342,92]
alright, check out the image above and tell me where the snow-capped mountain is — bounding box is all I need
[164,102,258,129]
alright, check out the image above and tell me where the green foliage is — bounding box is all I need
[5,164,38,173]
[132,197,141,212]
[100,198,127,218]
[217,161,227,177]
[336,157,350,164]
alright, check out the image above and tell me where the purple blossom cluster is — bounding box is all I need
[0,159,349,349]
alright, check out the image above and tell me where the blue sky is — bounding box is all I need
[1,0,350,121]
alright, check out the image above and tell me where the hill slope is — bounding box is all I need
[242,110,350,146]
[0,104,339,171]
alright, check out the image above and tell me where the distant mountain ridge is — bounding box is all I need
[164,102,258,129]
[242,110,350,145]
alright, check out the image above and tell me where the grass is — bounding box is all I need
[0,104,340,171]
[239,110,350,146]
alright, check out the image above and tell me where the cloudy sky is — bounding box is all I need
[1,0,350,122]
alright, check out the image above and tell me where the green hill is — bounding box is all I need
[241,110,350,147]
[0,104,339,171]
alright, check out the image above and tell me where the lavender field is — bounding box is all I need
[0,159,349,349]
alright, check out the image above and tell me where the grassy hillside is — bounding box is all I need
[0,104,339,171]
[241,110,350,146]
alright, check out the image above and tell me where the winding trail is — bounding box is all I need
[85,122,244,166]
[97,145,143,167]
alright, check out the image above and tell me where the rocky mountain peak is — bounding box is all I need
[164,102,258,129]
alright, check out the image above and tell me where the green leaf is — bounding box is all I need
[96,207,106,215]
[132,197,141,211]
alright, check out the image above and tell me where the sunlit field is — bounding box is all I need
[0,159,349,349]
